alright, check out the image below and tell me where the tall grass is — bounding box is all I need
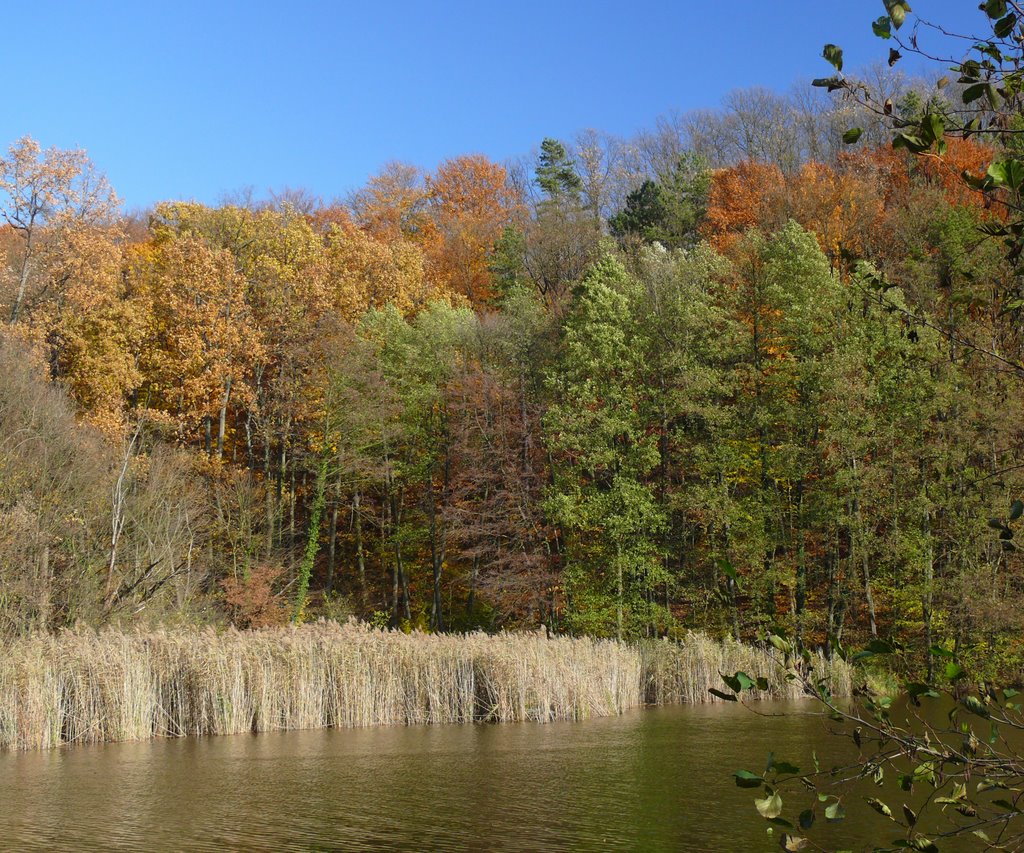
[0,623,852,750]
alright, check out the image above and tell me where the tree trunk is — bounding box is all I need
[216,376,233,460]
[264,430,275,559]
[428,473,446,633]
[467,555,479,619]
[106,426,140,606]
[354,488,367,605]
[37,544,52,630]
[9,230,33,325]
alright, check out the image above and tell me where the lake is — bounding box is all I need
[0,701,975,851]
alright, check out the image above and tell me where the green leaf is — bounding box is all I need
[884,0,910,28]
[902,804,917,826]
[962,695,991,718]
[945,662,965,681]
[825,801,846,821]
[1000,159,1024,190]
[912,762,936,785]
[893,133,929,154]
[717,557,738,581]
[822,44,844,72]
[756,791,784,819]
[842,128,863,144]
[985,0,1008,19]
[866,797,894,818]
[1010,500,1023,521]
[865,639,896,654]
[963,82,987,103]
[994,12,1017,37]
[773,761,801,775]
[798,809,815,830]
[921,113,944,144]
[768,634,792,654]
[709,688,738,702]
[929,645,955,658]
[906,682,940,700]
[734,770,764,788]
[737,671,757,691]
[812,76,844,92]
[872,15,892,38]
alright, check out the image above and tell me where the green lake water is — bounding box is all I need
[0,701,977,851]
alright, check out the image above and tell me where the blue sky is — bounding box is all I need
[6,1,983,207]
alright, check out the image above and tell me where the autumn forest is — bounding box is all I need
[1,70,1021,682]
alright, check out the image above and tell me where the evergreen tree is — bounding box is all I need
[534,138,583,202]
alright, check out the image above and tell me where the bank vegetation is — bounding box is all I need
[0,623,851,750]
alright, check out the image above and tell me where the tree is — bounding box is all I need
[445,286,557,626]
[535,138,583,202]
[137,233,261,456]
[703,160,786,250]
[813,2,1024,271]
[349,161,432,242]
[545,255,666,638]
[0,136,118,325]
[425,154,523,306]
[518,138,603,307]
[610,179,666,243]
[609,153,711,248]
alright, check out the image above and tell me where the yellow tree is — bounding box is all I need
[138,233,261,457]
[0,136,119,325]
[27,225,147,433]
[320,214,441,319]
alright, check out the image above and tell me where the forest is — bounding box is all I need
[1,65,1021,682]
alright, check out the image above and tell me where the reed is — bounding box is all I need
[640,633,853,705]
[0,623,852,750]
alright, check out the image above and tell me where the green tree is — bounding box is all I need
[535,138,583,202]
[544,255,666,638]
[610,154,711,248]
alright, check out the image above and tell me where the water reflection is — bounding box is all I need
[0,702,976,851]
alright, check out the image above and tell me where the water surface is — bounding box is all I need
[0,702,975,851]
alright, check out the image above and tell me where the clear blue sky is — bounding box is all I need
[6,1,981,208]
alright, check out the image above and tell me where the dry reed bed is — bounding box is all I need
[0,623,851,750]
